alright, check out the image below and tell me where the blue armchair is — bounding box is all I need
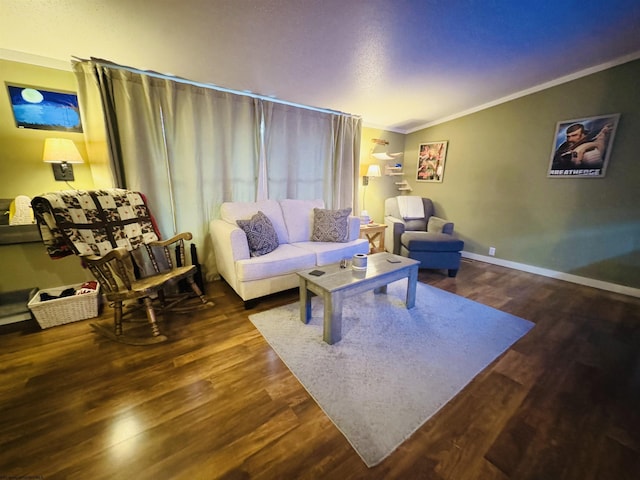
[384,196,464,277]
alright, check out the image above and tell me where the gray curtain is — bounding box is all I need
[331,113,362,210]
[262,101,361,209]
[73,58,361,279]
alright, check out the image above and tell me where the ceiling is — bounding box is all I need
[2,0,640,133]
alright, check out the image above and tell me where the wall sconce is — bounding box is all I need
[361,164,382,220]
[362,164,382,186]
[42,138,84,181]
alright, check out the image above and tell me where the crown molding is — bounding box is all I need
[405,50,640,134]
[0,49,72,71]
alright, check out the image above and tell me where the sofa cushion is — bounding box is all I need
[235,244,316,282]
[236,211,279,257]
[293,239,369,266]
[400,231,464,252]
[404,218,427,231]
[311,207,352,242]
[280,199,324,243]
[221,199,289,244]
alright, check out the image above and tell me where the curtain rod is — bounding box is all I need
[72,56,360,119]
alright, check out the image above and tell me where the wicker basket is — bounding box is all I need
[28,283,101,329]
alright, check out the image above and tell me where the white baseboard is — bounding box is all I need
[461,251,640,299]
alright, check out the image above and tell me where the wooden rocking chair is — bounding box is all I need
[31,189,213,345]
[85,232,212,345]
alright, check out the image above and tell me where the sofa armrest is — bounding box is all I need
[210,219,250,283]
[384,215,406,254]
[347,215,361,242]
[211,219,250,260]
[427,216,454,235]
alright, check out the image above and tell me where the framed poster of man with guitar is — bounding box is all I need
[548,114,620,178]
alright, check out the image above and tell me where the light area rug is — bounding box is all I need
[248,279,534,467]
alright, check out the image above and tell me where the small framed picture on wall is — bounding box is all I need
[547,113,619,178]
[416,141,448,182]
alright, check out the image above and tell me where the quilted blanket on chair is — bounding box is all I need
[32,189,160,259]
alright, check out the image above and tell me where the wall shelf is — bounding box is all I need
[0,288,38,326]
[395,180,412,192]
[0,224,41,245]
[385,165,404,176]
[385,163,411,190]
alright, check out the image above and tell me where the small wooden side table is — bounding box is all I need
[359,223,388,254]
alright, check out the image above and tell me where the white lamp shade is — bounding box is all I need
[42,138,84,164]
[366,164,382,177]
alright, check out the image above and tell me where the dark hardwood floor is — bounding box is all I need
[1,258,639,479]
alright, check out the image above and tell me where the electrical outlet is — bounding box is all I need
[488,247,496,256]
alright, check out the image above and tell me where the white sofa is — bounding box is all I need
[210,198,369,305]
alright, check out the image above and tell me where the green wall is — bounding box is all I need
[358,127,406,224]
[0,59,96,293]
[404,59,640,289]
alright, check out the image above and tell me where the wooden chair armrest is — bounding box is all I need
[147,231,193,248]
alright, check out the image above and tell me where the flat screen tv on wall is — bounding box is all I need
[6,84,83,133]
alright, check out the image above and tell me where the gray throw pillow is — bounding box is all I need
[237,211,279,257]
[311,207,352,242]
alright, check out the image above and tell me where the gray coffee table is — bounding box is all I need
[297,253,420,344]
